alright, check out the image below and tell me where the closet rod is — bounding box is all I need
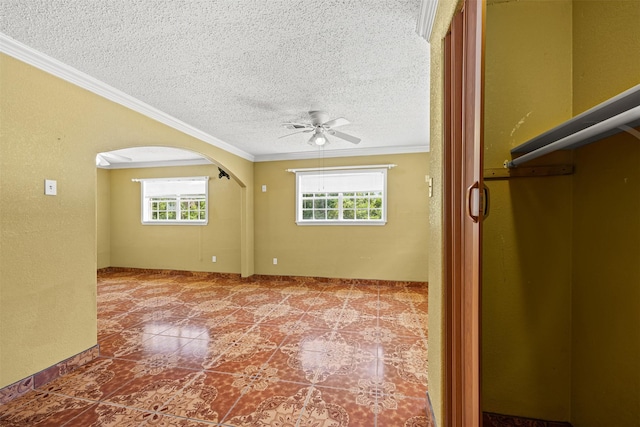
[505,105,640,169]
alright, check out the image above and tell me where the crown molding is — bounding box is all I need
[0,33,254,162]
[2,33,429,165]
[416,0,439,42]
[97,158,213,170]
[254,144,430,162]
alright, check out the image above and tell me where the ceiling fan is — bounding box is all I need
[279,111,361,146]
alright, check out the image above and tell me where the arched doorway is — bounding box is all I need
[96,146,245,276]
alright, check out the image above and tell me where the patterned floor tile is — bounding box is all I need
[305,385,375,426]
[0,391,95,426]
[375,395,431,427]
[1,271,432,426]
[101,367,196,413]
[379,337,429,398]
[267,331,378,390]
[221,380,316,425]
[379,308,429,339]
[160,370,242,423]
[141,414,217,426]
[204,326,280,373]
[62,402,157,426]
[38,357,140,401]
[0,389,42,419]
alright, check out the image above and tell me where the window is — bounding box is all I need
[139,177,209,225]
[295,168,387,225]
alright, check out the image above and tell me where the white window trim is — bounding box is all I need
[294,167,388,226]
[133,176,209,225]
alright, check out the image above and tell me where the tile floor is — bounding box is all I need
[0,270,432,426]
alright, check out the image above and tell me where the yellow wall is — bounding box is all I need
[571,2,640,426]
[1,55,98,386]
[108,165,241,273]
[483,0,574,420]
[0,53,254,388]
[97,168,111,269]
[254,153,429,281]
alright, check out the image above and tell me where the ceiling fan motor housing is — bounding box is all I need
[308,110,330,125]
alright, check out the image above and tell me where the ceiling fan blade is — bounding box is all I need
[322,117,350,128]
[282,122,312,130]
[278,129,313,139]
[330,130,361,144]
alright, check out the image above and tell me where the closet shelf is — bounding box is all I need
[505,84,640,168]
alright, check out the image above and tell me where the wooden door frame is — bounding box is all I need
[443,0,485,425]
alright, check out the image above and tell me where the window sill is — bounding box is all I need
[142,221,208,226]
[295,220,386,226]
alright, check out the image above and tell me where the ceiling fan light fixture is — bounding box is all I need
[309,131,327,146]
[282,111,359,146]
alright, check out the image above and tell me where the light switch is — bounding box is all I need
[262,185,267,192]
[45,179,57,196]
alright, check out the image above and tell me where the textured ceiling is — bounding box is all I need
[1,1,430,161]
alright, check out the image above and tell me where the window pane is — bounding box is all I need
[342,197,355,209]
[356,209,369,219]
[142,178,208,224]
[296,169,386,225]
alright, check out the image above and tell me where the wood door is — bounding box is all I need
[443,0,485,425]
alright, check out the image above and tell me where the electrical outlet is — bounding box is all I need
[211,256,217,263]
[44,179,57,196]
[273,258,278,265]
[262,185,267,192]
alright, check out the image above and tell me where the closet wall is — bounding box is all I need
[483,0,574,420]
[570,2,640,425]
[483,0,639,425]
